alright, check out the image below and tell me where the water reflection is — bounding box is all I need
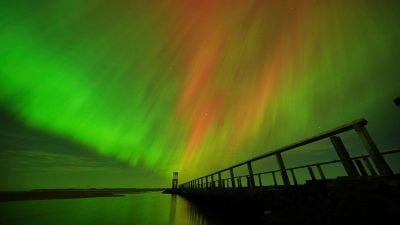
[168,194,210,225]
[168,195,177,225]
[188,201,207,225]
[0,192,217,225]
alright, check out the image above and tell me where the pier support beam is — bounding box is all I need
[229,168,236,188]
[316,164,326,179]
[354,124,393,176]
[218,172,222,188]
[272,172,277,186]
[330,136,360,177]
[290,169,298,185]
[247,162,255,188]
[363,157,378,176]
[308,166,316,180]
[258,174,262,187]
[355,160,368,176]
[275,152,290,186]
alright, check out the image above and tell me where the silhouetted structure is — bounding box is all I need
[179,118,397,189]
[176,118,400,224]
[172,172,178,190]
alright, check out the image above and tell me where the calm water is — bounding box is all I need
[0,192,214,225]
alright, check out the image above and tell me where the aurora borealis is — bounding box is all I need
[1,0,399,190]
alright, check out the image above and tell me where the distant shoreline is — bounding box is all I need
[0,188,166,202]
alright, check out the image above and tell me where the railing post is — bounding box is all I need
[258,174,262,187]
[290,169,298,185]
[275,152,290,186]
[330,136,360,177]
[247,161,255,188]
[316,164,326,179]
[363,156,378,176]
[307,166,316,180]
[206,176,209,188]
[354,123,393,176]
[211,174,215,188]
[355,159,368,176]
[229,168,236,188]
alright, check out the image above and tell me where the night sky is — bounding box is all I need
[1,0,399,190]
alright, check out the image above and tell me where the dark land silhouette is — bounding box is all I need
[0,188,165,202]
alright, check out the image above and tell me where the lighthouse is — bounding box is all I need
[172,172,178,189]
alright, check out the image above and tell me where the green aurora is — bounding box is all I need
[0,0,399,190]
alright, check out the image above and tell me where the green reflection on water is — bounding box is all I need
[0,192,209,225]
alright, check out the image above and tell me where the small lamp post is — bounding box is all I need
[394,97,400,107]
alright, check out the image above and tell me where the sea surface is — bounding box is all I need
[0,192,213,225]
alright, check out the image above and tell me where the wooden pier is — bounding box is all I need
[174,118,400,224]
[179,118,397,190]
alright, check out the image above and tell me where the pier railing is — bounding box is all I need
[179,118,398,189]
